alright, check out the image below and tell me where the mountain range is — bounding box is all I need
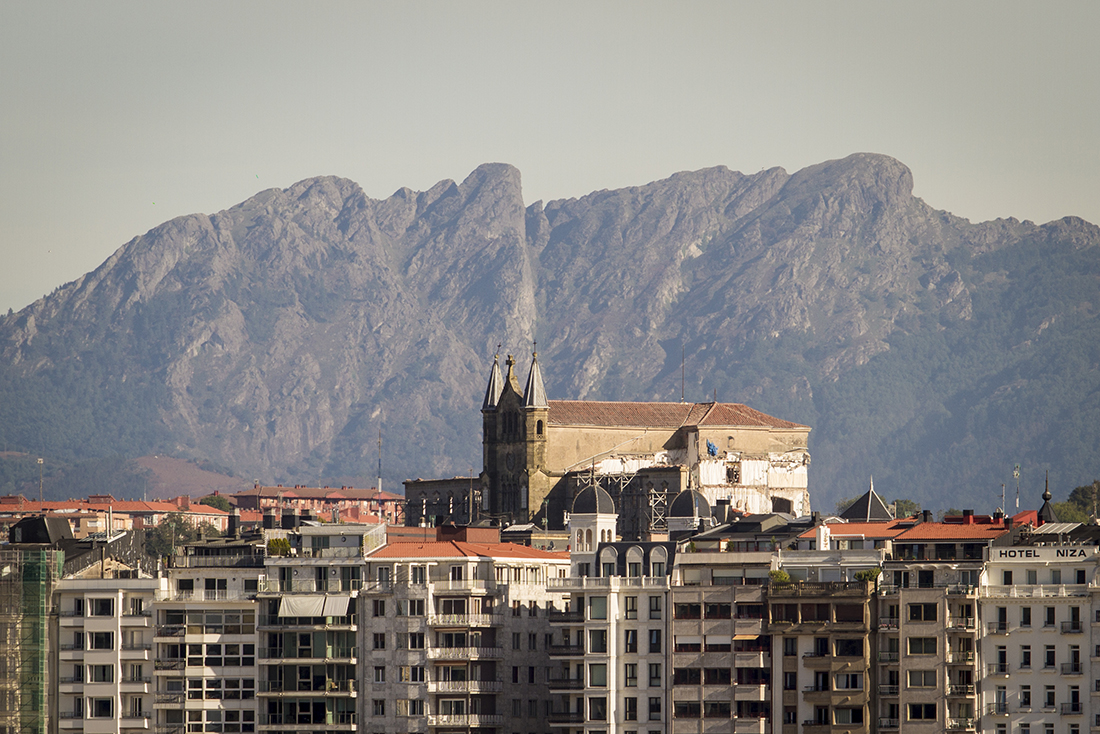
[2,153,1098,513]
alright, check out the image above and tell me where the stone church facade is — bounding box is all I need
[405,351,812,537]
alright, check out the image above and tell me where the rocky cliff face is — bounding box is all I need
[2,153,1098,511]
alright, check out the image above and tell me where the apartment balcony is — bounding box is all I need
[155,589,256,602]
[120,714,151,729]
[155,692,185,705]
[801,652,834,668]
[734,684,767,701]
[547,643,586,658]
[120,676,152,693]
[986,622,1009,635]
[879,685,899,696]
[947,652,975,665]
[1063,663,1084,675]
[548,609,584,624]
[986,663,1009,676]
[121,613,152,628]
[427,714,505,727]
[878,719,899,730]
[802,685,832,703]
[949,617,976,630]
[1063,703,1084,715]
[258,680,356,696]
[426,613,504,627]
[878,617,899,630]
[546,712,586,726]
[766,581,870,598]
[426,645,503,661]
[257,714,355,730]
[258,647,357,662]
[153,658,184,671]
[1063,621,1085,634]
[546,678,586,691]
[878,585,900,596]
[946,584,976,596]
[733,718,769,734]
[878,652,899,663]
[153,625,184,639]
[947,718,977,731]
[547,575,669,592]
[947,684,975,696]
[153,726,184,734]
[256,615,356,631]
[427,679,504,694]
[980,584,1088,599]
[984,703,1009,716]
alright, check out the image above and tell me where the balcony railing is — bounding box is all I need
[426,714,505,726]
[426,613,504,627]
[548,610,584,623]
[878,617,899,630]
[258,679,355,694]
[154,625,184,638]
[1063,702,1084,715]
[947,652,975,664]
[259,647,357,660]
[986,622,1009,634]
[878,652,899,663]
[947,684,975,696]
[427,679,504,693]
[426,646,503,660]
[1063,663,1084,675]
[878,719,899,729]
[981,584,1088,598]
[1063,621,1085,634]
[548,644,585,656]
[987,663,1009,675]
[947,719,976,730]
[985,703,1008,716]
[155,692,185,704]
[879,685,899,696]
[949,617,976,630]
[546,678,586,691]
[154,659,184,671]
[546,712,586,724]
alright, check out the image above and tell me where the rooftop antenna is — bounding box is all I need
[1014,464,1020,510]
[681,345,685,403]
[377,428,382,494]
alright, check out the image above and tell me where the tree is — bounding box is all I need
[145,513,199,557]
[267,537,291,557]
[892,498,921,518]
[768,569,791,584]
[199,494,232,512]
[1064,480,1100,518]
[1053,502,1089,524]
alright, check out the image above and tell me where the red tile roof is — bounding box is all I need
[893,522,1011,541]
[547,400,807,430]
[367,540,569,561]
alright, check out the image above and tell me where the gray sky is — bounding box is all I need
[2,1,1098,314]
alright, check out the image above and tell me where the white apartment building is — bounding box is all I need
[360,524,570,734]
[55,577,162,734]
[153,534,267,734]
[978,532,1097,734]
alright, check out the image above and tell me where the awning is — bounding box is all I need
[278,596,325,618]
[676,635,702,645]
[733,634,761,640]
[705,635,728,644]
[322,596,350,617]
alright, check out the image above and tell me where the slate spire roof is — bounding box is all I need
[839,478,894,522]
[1038,471,1059,524]
[523,345,548,408]
[482,352,504,411]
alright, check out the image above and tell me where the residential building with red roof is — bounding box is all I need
[0,493,230,534]
[228,483,404,525]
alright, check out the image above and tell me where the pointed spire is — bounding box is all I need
[1038,470,1059,524]
[523,342,548,408]
[481,350,504,411]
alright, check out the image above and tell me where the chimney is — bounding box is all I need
[963,509,974,524]
[921,510,933,523]
[228,509,240,539]
[263,509,277,530]
[281,508,295,530]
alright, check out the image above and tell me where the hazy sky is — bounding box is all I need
[2,1,1097,314]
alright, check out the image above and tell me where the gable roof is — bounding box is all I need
[839,484,894,522]
[547,400,807,430]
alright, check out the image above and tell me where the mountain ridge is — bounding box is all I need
[2,153,1098,512]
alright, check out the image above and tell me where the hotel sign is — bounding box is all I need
[994,547,1097,561]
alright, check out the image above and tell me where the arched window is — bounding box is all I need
[577,530,583,548]
[585,529,592,551]
[536,420,544,436]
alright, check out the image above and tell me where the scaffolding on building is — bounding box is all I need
[0,548,63,734]
[574,468,674,541]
